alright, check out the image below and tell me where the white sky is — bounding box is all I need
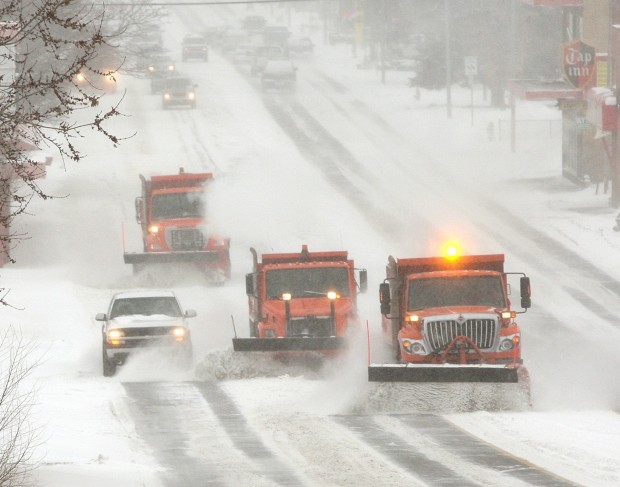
[2,3,620,486]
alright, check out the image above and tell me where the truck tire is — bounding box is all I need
[102,347,116,377]
[249,320,258,338]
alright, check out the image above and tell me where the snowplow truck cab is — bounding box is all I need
[233,245,367,352]
[123,168,230,281]
[370,253,531,384]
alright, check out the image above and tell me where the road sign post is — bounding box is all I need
[465,56,477,126]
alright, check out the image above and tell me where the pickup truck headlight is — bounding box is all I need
[106,329,125,345]
[172,327,187,341]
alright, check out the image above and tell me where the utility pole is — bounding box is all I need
[611,1,620,207]
[445,0,452,119]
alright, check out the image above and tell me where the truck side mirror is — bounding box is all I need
[520,276,531,309]
[359,269,368,293]
[245,273,255,296]
[134,197,143,224]
[379,282,391,315]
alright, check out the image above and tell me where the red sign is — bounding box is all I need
[563,40,596,89]
[586,88,617,132]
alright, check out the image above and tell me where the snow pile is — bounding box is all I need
[195,348,325,380]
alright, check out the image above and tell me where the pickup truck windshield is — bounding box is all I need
[152,192,204,220]
[266,267,350,299]
[407,275,505,310]
[111,297,182,318]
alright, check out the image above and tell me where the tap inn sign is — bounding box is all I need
[563,40,596,89]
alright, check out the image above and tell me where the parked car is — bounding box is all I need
[261,59,297,91]
[161,77,197,109]
[97,290,196,377]
[182,34,209,61]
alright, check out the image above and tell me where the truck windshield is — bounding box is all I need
[265,267,350,299]
[110,297,182,318]
[407,275,505,310]
[152,192,204,220]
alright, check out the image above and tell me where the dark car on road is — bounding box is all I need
[161,77,197,109]
[148,59,179,93]
[182,34,209,61]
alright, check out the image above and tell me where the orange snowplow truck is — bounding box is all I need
[123,168,230,281]
[370,252,531,384]
[233,245,367,352]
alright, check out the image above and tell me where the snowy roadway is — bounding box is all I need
[2,3,620,486]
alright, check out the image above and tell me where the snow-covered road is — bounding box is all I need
[3,3,620,486]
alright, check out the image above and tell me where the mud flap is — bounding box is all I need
[368,364,520,383]
[233,337,347,352]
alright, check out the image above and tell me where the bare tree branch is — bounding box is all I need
[0,326,42,486]
[0,0,164,273]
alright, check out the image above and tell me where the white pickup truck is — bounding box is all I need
[96,290,196,377]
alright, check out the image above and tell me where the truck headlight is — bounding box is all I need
[107,329,125,345]
[498,334,520,351]
[401,338,427,355]
[172,327,187,341]
[164,93,171,100]
[188,92,195,100]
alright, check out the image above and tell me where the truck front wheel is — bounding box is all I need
[249,320,258,338]
[102,347,116,377]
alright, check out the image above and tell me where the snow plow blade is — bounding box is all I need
[124,250,220,264]
[368,364,520,383]
[233,337,347,352]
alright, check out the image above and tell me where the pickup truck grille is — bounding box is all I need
[112,326,183,348]
[120,326,178,337]
[168,228,204,250]
[287,316,334,338]
[425,318,497,352]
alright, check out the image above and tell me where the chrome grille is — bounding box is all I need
[425,317,497,352]
[168,228,204,250]
[287,316,334,338]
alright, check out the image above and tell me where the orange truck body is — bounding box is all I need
[233,245,367,352]
[123,168,230,281]
[370,253,531,383]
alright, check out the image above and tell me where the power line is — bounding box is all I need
[107,0,328,6]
